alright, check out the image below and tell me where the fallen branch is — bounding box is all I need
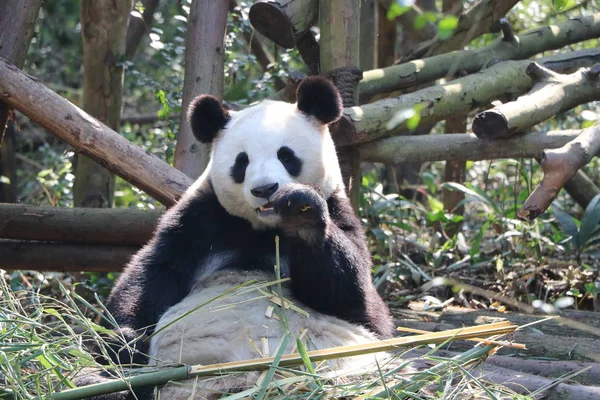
[406,0,520,60]
[473,63,600,139]
[359,13,600,99]
[0,58,193,205]
[358,130,579,164]
[518,124,600,220]
[338,47,600,145]
[0,204,160,246]
[0,240,136,272]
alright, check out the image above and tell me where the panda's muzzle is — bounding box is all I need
[252,183,278,216]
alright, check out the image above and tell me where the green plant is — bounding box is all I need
[552,193,600,262]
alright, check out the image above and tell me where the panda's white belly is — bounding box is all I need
[148,270,380,399]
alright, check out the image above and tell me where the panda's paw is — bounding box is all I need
[274,184,328,238]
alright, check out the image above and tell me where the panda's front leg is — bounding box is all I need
[272,183,329,242]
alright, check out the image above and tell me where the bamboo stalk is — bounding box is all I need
[50,322,517,399]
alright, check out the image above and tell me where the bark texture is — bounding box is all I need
[360,13,600,98]
[0,58,193,205]
[473,63,600,139]
[320,0,361,208]
[519,124,600,221]
[0,0,43,202]
[336,48,600,146]
[249,0,319,48]
[174,0,228,178]
[0,240,136,272]
[74,0,132,208]
[0,204,160,246]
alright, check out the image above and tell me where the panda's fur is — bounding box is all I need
[87,77,394,399]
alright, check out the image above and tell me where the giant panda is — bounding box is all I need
[87,77,394,399]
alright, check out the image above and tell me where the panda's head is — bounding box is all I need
[188,76,345,228]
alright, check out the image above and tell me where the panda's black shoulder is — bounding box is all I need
[155,178,252,241]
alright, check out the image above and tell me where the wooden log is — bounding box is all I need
[0,241,136,272]
[359,13,600,98]
[174,0,228,179]
[473,63,600,139]
[0,58,193,206]
[249,0,318,48]
[519,123,600,220]
[0,204,160,246]
[337,48,600,146]
[359,130,579,164]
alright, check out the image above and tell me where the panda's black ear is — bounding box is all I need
[296,76,343,125]
[187,95,230,144]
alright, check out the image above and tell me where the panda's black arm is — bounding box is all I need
[99,189,225,366]
[275,186,394,338]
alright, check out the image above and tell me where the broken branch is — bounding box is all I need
[518,124,600,220]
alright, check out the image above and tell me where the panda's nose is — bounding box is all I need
[251,183,278,199]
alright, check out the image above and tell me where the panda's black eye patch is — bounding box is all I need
[277,146,302,177]
[230,152,249,183]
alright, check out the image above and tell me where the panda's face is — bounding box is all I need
[209,101,343,228]
[187,76,345,228]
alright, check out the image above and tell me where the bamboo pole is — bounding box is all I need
[48,322,517,400]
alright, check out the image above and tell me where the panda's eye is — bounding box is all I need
[230,152,249,183]
[277,146,302,177]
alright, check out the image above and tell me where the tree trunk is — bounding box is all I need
[442,0,466,216]
[174,0,228,179]
[320,0,362,209]
[0,0,43,203]
[73,0,132,208]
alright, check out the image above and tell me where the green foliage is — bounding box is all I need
[552,194,600,260]
[437,16,459,39]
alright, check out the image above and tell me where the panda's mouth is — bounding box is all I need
[257,202,275,215]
